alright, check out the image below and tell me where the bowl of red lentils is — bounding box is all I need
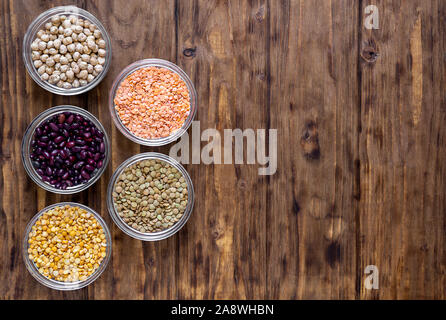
[23,202,111,290]
[109,59,197,146]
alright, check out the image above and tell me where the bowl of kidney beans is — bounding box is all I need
[22,105,110,194]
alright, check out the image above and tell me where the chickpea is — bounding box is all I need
[93,29,101,39]
[46,57,55,67]
[50,15,60,25]
[97,39,106,49]
[94,64,103,73]
[66,69,75,80]
[40,54,49,62]
[60,64,69,73]
[62,20,71,29]
[38,41,46,51]
[53,39,61,49]
[72,63,80,74]
[79,79,88,86]
[60,56,69,65]
[41,73,49,81]
[34,60,43,68]
[89,56,98,66]
[78,32,87,42]
[48,74,60,84]
[37,65,46,75]
[78,61,88,70]
[78,70,88,80]
[62,36,73,45]
[83,46,91,55]
[67,43,75,53]
[80,54,90,63]
[31,51,41,61]
[50,26,58,34]
[59,44,67,54]
[72,52,81,61]
[98,49,106,57]
[87,64,94,74]
[72,79,80,88]
[64,28,73,37]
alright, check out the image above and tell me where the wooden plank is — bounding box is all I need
[267,0,360,299]
[175,0,269,299]
[358,0,446,299]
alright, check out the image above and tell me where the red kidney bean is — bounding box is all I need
[30,111,106,189]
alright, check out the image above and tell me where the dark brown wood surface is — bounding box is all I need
[0,0,444,299]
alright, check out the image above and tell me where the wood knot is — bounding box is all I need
[361,39,379,63]
[325,241,341,268]
[300,120,320,160]
[237,180,247,190]
[183,47,197,58]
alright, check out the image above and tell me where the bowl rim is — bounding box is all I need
[107,152,195,241]
[108,58,197,146]
[22,202,112,291]
[22,5,112,96]
[21,105,110,194]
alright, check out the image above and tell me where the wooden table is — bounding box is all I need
[0,0,444,300]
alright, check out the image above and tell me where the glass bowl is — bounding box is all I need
[107,152,195,241]
[23,202,112,290]
[108,59,197,146]
[21,105,110,194]
[23,5,112,95]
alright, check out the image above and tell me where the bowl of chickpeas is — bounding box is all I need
[23,6,111,95]
[23,202,112,290]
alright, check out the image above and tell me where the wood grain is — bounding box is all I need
[0,0,444,299]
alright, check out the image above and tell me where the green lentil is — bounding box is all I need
[113,159,188,233]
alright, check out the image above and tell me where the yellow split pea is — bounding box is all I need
[27,205,107,282]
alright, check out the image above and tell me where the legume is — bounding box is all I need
[114,67,190,140]
[112,159,188,233]
[30,14,107,89]
[27,205,107,282]
[30,111,106,190]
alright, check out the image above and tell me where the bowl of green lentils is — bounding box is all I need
[107,152,194,241]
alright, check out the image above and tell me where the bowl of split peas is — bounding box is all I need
[107,153,194,241]
[108,59,198,146]
[23,202,111,290]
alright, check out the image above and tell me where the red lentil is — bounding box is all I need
[114,66,190,139]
